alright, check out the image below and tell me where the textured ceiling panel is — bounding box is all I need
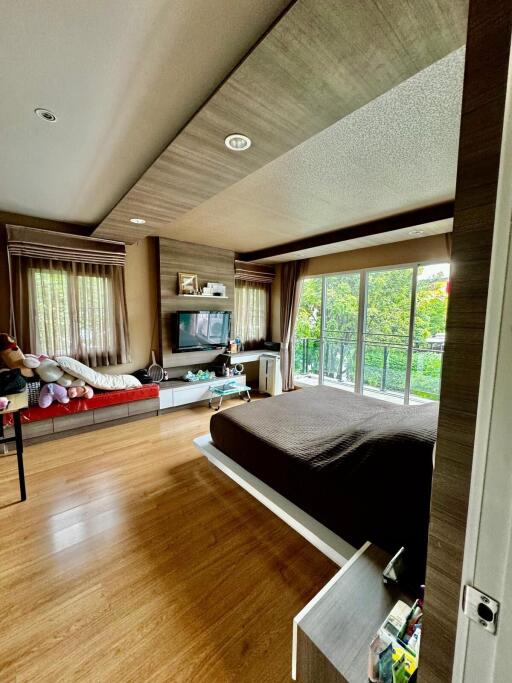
[0,0,288,224]
[94,0,468,243]
[157,48,465,253]
[256,219,453,263]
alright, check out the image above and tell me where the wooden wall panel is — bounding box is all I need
[94,0,468,244]
[420,1,512,680]
[157,238,234,368]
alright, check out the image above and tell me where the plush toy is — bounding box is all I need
[0,397,11,411]
[70,378,85,387]
[67,385,94,400]
[56,373,74,387]
[0,333,34,378]
[36,358,64,383]
[38,383,70,408]
[23,354,42,370]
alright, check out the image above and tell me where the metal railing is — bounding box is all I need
[294,335,444,401]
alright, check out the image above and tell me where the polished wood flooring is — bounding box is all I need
[0,401,336,682]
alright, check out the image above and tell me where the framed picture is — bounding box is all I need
[178,272,198,295]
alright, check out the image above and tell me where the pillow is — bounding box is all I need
[56,356,141,391]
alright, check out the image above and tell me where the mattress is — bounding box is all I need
[210,386,437,568]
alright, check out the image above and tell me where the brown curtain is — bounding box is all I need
[280,260,306,391]
[8,226,130,366]
[234,281,270,349]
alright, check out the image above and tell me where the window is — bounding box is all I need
[234,281,270,349]
[294,263,449,404]
[28,260,130,367]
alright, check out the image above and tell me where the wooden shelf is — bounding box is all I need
[294,544,413,682]
[178,294,228,299]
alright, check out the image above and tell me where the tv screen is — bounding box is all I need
[175,311,231,352]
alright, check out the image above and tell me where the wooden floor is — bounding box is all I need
[0,400,336,682]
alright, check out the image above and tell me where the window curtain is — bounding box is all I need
[234,281,270,349]
[280,260,307,391]
[8,226,130,366]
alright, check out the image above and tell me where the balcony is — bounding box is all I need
[294,336,443,405]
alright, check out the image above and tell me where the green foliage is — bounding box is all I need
[294,266,449,401]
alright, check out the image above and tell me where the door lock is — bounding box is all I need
[462,585,499,634]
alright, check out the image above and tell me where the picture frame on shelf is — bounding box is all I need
[178,272,198,295]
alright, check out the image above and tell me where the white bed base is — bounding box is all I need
[193,433,357,568]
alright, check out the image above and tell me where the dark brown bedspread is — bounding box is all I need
[210,386,437,570]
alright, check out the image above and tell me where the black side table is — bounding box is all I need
[0,390,28,502]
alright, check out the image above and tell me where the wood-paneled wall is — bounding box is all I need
[157,238,234,368]
[94,0,468,243]
[420,1,512,680]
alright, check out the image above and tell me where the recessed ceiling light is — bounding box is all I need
[130,218,146,224]
[224,133,252,151]
[408,229,425,236]
[34,108,57,122]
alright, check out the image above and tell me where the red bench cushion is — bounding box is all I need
[3,384,159,426]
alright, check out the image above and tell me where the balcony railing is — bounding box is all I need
[294,335,444,402]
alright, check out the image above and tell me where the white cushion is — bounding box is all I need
[56,356,141,391]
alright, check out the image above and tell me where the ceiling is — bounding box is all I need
[161,48,465,259]
[2,0,468,259]
[94,0,468,244]
[0,0,289,224]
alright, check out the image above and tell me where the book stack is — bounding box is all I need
[368,596,423,683]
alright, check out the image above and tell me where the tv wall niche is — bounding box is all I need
[157,237,235,368]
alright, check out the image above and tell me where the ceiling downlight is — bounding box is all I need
[224,133,252,151]
[130,217,146,224]
[34,108,57,122]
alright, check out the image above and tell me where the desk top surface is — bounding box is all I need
[298,544,413,682]
[0,390,28,415]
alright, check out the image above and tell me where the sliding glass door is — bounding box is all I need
[295,262,449,404]
[294,276,322,385]
[362,267,413,402]
[410,263,449,402]
[323,273,360,392]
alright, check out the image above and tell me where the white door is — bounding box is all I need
[452,48,512,682]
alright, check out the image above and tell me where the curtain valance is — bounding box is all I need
[234,260,275,284]
[6,225,126,266]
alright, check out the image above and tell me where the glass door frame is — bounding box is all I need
[298,260,445,404]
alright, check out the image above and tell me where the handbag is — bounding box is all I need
[0,368,27,395]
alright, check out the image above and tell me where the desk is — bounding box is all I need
[0,390,28,501]
[294,544,413,682]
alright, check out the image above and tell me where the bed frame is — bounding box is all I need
[193,433,357,567]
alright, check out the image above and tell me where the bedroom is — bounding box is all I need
[1,1,511,681]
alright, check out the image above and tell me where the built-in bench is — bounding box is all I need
[2,384,160,441]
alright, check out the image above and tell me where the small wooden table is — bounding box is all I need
[0,390,28,502]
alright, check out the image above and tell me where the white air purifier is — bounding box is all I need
[259,353,282,396]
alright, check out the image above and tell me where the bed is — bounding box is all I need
[195,386,437,570]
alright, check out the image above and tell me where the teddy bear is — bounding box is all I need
[38,383,70,408]
[0,333,34,378]
[67,385,94,400]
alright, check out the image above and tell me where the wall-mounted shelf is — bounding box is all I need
[178,294,228,299]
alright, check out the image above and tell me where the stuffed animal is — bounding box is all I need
[70,378,85,387]
[23,354,42,370]
[57,372,75,388]
[0,333,34,378]
[0,397,11,411]
[38,383,70,408]
[67,385,94,400]
[36,358,64,383]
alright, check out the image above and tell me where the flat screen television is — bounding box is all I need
[174,310,231,352]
